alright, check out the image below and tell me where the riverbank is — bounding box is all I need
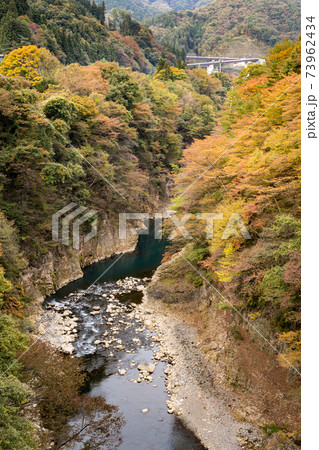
[139,292,261,450]
[141,253,301,449]
[33,221,299,449]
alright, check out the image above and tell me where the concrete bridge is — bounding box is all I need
[186,55,265,73]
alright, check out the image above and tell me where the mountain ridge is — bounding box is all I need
[146,0,301,57]
[0,0,177,72]
[100,0,213,22]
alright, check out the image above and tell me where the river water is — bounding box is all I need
[46,227,205,449]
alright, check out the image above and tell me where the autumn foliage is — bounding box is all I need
[173,39,301,369]
[0,45,43,85]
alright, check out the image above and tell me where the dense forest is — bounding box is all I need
[147,0,300,57]
[169,38,301,370]
[0,0,178,70]
[0,41,229,447]
[100,0,212,22]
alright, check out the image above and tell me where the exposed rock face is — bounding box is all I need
[19,217,138,303]
[146,253,198,304]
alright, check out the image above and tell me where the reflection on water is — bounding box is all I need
[47,225,206,449]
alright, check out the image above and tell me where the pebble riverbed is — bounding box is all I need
[42,276,206,449]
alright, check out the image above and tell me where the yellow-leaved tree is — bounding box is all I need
[0,45,43,85]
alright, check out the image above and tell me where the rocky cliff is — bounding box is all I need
[20,217,139,304]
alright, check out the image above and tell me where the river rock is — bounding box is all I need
[137,362,156,374]
[141,408,149,413]
[61,343,74,354]
[118,369,127,375]
[166,400,174,414]
[93,306,100,310]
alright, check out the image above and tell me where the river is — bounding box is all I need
[45,225,206,449]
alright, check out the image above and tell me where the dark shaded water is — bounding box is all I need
[47,227,205,449]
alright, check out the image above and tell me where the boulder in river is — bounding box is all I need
[61,343,74,354]
[166,400,174,414]
[137,362,156,374]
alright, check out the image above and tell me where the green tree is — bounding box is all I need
[104,66,142,110]
[0,314,28,375]
[154,66,188,81]
[0,13,31,54]
[0,212,27,279]
[43,96,77,122]
[156,57,168,72]
[15,0,29,15]
[0,267,12,310]
[0,376,37,450]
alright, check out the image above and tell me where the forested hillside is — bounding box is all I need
[170,39,301,370]
[0,44,228,262]
[0,43,229,447]
[140,40,301,441]
[101,0,212,22]
[147,0,300,57]
[0,0,177,71]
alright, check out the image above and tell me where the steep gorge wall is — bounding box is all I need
[20,217,139,304]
